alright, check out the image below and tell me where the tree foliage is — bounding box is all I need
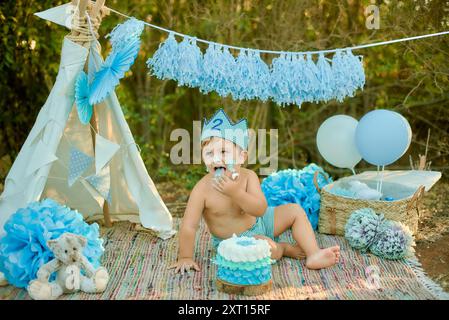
[1,0,449,189]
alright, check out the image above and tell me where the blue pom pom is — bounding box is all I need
[0,199,104,288]
[146,32,179,80]
[370,220,415,260]
[345,208,384,252]
[261,164,332,230]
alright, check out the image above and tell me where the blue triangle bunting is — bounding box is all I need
[68,147,94,187]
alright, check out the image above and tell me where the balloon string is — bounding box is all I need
[379,165,385,195]
[376,165,380,192]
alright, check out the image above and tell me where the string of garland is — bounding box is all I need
[146,33,365,107]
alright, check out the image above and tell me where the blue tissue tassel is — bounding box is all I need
[316,53,334,102]
[231,50,270,101]
[331,50,365,102]
[175,37,203,87]
[145,34,365,107]
[199,44,236,97]
[270,54,294,106]
[291,54,316,105]
[346,50,365,92]
[147,32,179,80]
[305,54,321,103]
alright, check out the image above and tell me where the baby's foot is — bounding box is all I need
[305,246,340,270]
[282,243,306,259]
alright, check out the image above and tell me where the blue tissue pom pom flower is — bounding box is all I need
[370,220,415,260]
[345,208,384,252]
[0,198,104,288]
[261,164,331,230]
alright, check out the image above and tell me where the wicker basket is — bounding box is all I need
[315,172,425,236]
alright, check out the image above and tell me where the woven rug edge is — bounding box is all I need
[406,256,449,300]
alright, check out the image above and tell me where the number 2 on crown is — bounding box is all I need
[211,118,223,130]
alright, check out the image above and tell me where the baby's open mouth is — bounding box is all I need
[213,165,227,172]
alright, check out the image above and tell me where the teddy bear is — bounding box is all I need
[27,233,109,300]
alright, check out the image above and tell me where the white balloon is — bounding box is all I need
[316,115,362,170]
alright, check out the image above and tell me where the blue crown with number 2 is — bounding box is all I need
[201,109,248,150]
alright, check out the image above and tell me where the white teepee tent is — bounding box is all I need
[0,2,174,244]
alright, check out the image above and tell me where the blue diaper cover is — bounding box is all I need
[211,206,279,249]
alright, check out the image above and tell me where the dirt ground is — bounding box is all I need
[157,179,449,293]
[414,181,449,292]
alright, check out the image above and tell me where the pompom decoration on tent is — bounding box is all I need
[0,198,104,288]
[75,71,93,125]
[77,17,145,108]
[147,33,365,107]
[261,164,332,230]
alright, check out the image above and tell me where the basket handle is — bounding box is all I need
[406,185,425,213]
[313,170,329,193]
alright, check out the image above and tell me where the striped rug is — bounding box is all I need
[1,218,447,300]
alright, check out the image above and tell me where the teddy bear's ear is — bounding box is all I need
[73,234,87,248]
[47,239,58,252]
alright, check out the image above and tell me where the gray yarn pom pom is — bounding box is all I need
[344,208,384,252]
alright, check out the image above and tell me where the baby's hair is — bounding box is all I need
[201,136,248,165]
[201,137,214,149]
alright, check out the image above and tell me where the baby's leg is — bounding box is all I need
[273,204,340,269]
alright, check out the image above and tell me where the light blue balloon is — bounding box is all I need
[355,109,412,166]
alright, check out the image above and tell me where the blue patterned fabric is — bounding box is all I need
[85,167,111,204]
[68,148,93,187]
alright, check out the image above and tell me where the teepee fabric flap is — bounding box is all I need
[94,134,120,174]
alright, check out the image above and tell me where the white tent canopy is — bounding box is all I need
[0,37,175,240]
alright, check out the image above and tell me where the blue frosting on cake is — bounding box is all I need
[217,264,272,285]
[214,235,273,286]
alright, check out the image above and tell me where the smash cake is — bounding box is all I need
[214,235,273,295]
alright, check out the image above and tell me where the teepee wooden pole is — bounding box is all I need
[89,0,112,228]
[70,0,112,227]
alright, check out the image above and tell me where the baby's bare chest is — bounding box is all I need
[203,177,248,214]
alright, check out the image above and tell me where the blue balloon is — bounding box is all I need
[355,109,412,166]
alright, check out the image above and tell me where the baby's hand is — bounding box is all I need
[212,174,240,197]
[168,258,200,274]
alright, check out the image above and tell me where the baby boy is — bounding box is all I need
[169,109,340,273]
